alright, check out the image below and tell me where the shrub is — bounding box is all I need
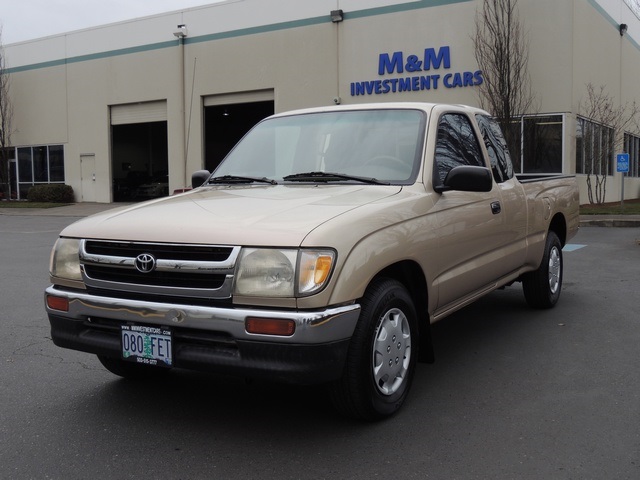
[27,184,75,203]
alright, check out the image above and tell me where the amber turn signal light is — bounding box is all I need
[245,317,295,336]
[46,295,69,312]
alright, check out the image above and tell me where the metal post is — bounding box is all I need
[621,171,625,212]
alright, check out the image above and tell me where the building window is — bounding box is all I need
[0,148,15,200]
[624,133,640,178]
[15,145,65,199]
[504,114,564,175]
[576,117,614,177]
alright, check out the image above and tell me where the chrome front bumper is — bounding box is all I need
[44,286,360,345]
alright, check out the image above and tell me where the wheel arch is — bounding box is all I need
[372,260,434,363]
[549,213,568,246]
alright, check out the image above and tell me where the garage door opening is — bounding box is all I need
[111,101,168,202]
[204,100,274,172]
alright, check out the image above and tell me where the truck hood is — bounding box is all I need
[61,184,403,246]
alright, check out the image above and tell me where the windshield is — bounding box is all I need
[212,109,426,184]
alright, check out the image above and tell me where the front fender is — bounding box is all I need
[325,211,440,312]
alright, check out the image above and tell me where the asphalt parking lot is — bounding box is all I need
[1,211,639,479]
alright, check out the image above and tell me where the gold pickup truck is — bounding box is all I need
[45,103,579,420]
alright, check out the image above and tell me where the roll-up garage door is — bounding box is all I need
[110,100,167,125]
[203,89,274,107]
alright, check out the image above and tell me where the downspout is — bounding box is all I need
[173,24,188,188]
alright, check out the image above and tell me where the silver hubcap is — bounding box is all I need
[548,246,561,294]
[372,308,411,396]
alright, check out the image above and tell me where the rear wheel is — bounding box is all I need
[97,355,170,380]
[522,231,563,309]
[329,278,418,420]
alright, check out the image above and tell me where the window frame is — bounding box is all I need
[13,145,65,200]
[576,116,615,177]
[508,113,566,176]
[623,132,640,178]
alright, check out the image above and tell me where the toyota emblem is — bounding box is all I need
[134,253,156,273]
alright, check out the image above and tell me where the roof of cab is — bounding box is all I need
[267,102,490,119]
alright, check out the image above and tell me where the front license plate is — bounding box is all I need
[121,325,173,367]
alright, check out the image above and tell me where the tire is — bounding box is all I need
[329,278,418,421]
[97,355,170,380]
[522,231,563,309]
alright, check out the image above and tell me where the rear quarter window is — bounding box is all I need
[475,114,514,183]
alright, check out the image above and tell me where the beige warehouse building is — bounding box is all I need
[4,0,640,204]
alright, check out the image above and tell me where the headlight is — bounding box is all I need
[235,248,335,297]
[298,250,335,296]
[235,248,297,297]
[50,238,82,281]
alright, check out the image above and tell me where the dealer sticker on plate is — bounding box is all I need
[121,325,173,367]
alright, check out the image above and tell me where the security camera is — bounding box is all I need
[173,24,188,38]
[333,96,341,105]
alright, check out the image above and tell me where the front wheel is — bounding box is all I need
[329,278,418,421]
[522,231,563,309]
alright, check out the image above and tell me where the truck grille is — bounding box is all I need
[84,241,232,262]
[80,240,240,300]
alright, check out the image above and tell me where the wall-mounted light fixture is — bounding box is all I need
[173,24,188,38]
[619,23,628,36]
[331,10,344,23]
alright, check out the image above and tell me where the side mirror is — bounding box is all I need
[191,170,211,189]
[435,166,493,193]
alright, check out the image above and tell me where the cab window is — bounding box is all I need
[434,113,485,186]
[475,114,514,183]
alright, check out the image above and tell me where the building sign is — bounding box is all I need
[350,46,483,97]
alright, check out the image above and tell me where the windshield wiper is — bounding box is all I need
[283,171,389,185]
[207,175,277,185]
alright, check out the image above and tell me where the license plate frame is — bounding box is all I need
[121,324,173,368]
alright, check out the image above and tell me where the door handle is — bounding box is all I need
[490,201,501,215]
